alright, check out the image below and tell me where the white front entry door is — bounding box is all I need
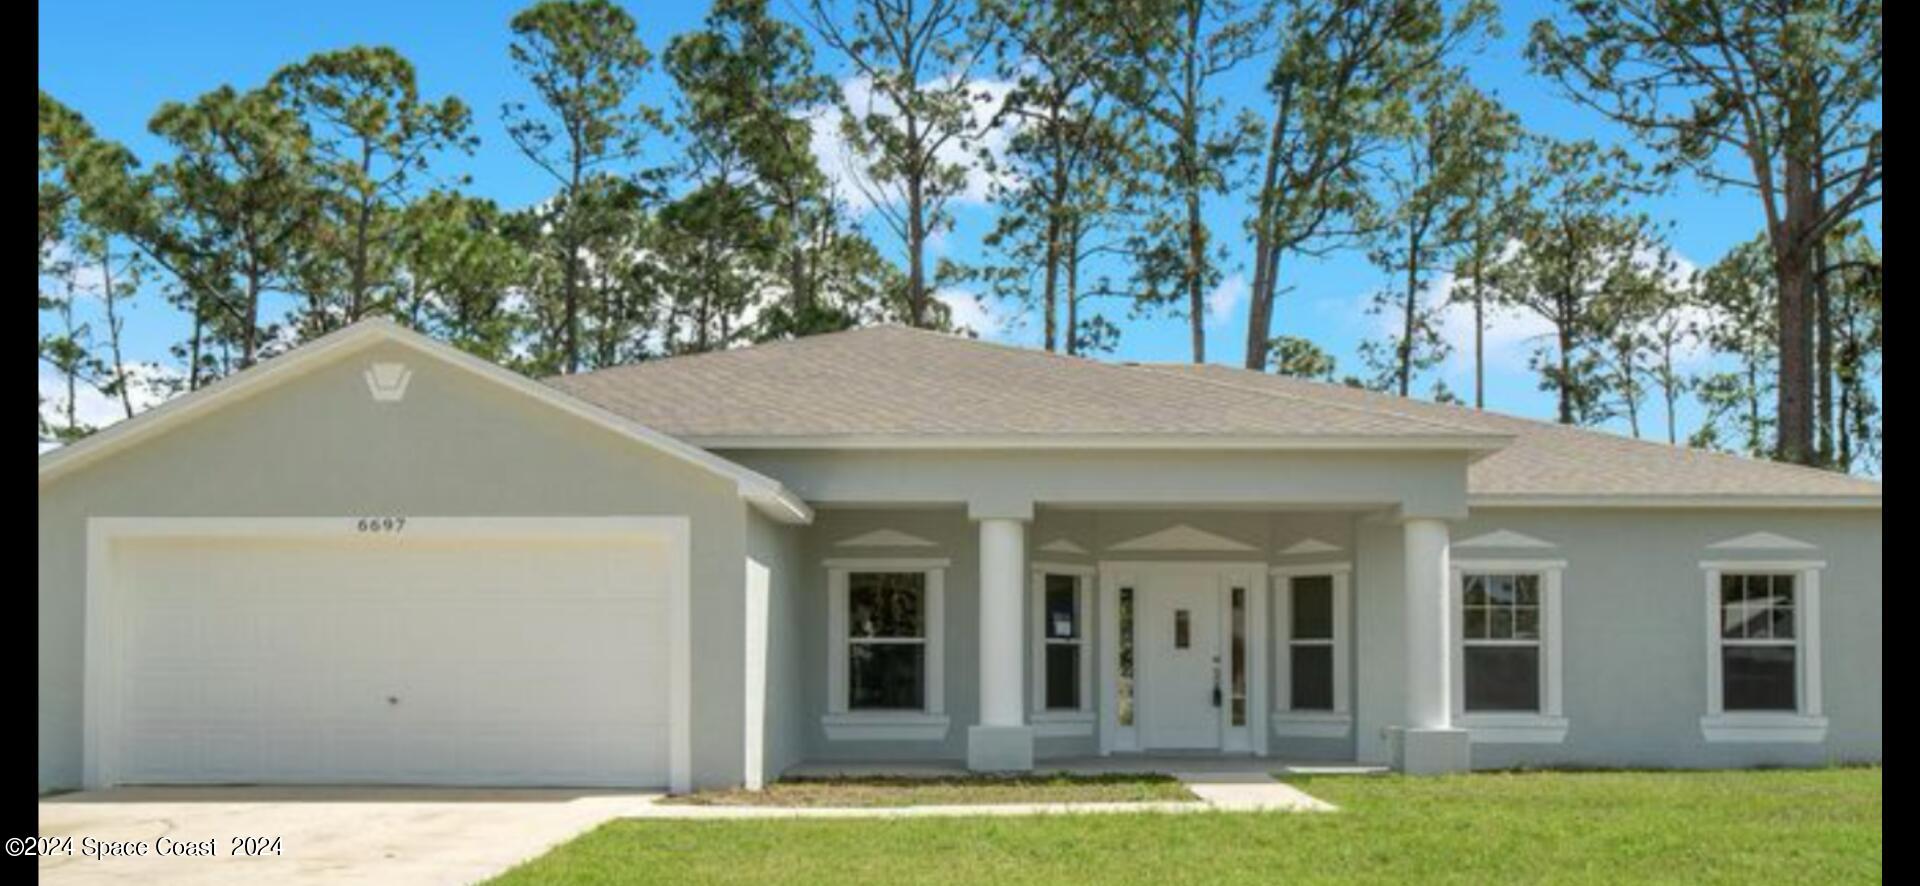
[1139,573,1221,749]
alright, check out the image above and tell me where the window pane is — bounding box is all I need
[1045,575,1078,639]
[849,643,925,710]
[1487,574,1517,605]
[1292,577,1334,639]
[1174,609,1190,649]
[1723,646,1796,711]
[1045,644,1080,710]
[1721,573,1745,605]
[1770,604,1795,640]
[1513,606,1540,641]
[1463,574,1487,605]
[1290,645,1334,711]
[1231,587,1247,726]
[1514,574,1540,605]
[848,572,925,638]
[1462,606,1488,640]
[1721,602,1747,639]
[1489,607,1515,640]
[1769,574,1795,606]
[1118,588,1134,726]
[1464,646,1540,712]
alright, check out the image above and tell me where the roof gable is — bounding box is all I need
[38,319,811,524]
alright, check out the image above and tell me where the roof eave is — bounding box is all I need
[1469,493,1882,510]
[685,433,1515,453]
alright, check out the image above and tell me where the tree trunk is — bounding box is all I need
[1065,219,1082,357]
[1773,244,1814,462]
[1246,101,1287,371]
[1397,227,1423,397]
[1556,294,1574,424]
[1182,6,1205,363]
[1472,254,1486,409]
[101,245,135,420]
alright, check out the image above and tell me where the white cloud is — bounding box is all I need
[809,75,1016,214]
[38,361,177,452]
[936,287,1002,338]
[1206,274,1247,328]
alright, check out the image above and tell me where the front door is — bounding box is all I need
[1140,573,1221,749]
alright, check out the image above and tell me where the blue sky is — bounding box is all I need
[38,0,1877,444]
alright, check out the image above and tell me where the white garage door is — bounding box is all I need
[100,523,677,788]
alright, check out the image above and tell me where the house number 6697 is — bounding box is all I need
[355,517,407,534]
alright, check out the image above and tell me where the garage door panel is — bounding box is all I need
[109,531,673,787]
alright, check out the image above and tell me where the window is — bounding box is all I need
[1117,586,1135,727]
[1288,576,1336,711]
[1450,560,1567,743]
[1701,561,1826,742]
[848,572,927,710]
[1230,587,1247,726]
[1031,570,1092,724]
[1271,566,1352,738]
[1460,573,1542,712]
[824,559,948,741]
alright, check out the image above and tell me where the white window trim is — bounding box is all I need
[1450,558,1569,744]
[1030,563,1096,737]
[1270,564,1352,738]
[824,558,949,742]
[1699,559,1827,743]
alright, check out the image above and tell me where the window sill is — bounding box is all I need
[1700,713,1828,743]
[1270,711,1353,738]
[1460,713,1570,744]
[822,712,951,742]
[1030,711,1095,737]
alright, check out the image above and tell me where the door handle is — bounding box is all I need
[1211,685,1222,707]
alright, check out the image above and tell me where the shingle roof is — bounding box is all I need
[549,325,1500,444]
[548,325,1880,502]
[1142,363,1882,501]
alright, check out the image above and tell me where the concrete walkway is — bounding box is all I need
[627,761,1341,819]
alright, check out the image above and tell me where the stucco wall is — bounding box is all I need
[37,340,755,791]
[1354,508,1882,768]
[746,508,806,783]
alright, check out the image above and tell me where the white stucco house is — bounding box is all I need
[37,319,1881,794]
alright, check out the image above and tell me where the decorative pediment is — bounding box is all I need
[1454,529,1557,550]
[1706,532,1816,551]
[1109,524,1257,553]
[1277,538,1343,556]
[835,529,937,548]
[363,362,413,402]
[1038,538,1090,555]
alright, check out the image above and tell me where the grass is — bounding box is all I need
[491,767,1880,885]
[657,773,1196,807]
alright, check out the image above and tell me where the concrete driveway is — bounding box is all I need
[37,787,657,886]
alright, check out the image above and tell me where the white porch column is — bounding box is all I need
[969,508,1035,771]
[978,517,1027,727]
[1402,517,1453,729]
[1397,516,1469,773]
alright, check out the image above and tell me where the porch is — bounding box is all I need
[777,501,1474,777]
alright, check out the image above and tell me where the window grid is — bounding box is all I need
[1040,574,1084,712]
[847,571,928,711]
[1460,572,1544,713]
[1286,575,1336,713]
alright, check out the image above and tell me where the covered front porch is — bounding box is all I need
[778,501,1474,778]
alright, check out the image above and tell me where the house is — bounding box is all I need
[36,319,1881,794]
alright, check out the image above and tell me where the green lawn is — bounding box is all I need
[659,773,1194,807]
[491,767,1880,885]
